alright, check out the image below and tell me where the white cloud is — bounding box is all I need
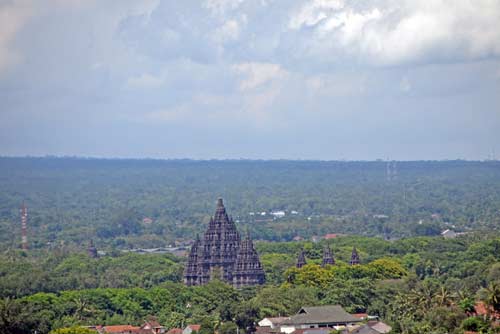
[204,0,245,17]
[288,0,500,66]
[289,0,344,29]
[305,73,367,97]
[127,73,164,89]
[232,62,288,90]
[213,19,241,43]
[1,0,499,159]
[0,2,33,74]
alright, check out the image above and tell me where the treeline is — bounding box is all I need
[0,252,183,298]
[1,158,500,249]
[1,235,499,333]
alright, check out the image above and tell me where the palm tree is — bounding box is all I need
[0,297,32,333]
[433,285,455,307]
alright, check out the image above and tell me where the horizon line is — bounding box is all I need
[0,154,499,163]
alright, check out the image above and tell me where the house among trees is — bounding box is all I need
[166,329,183,334]
[441,229,457,239]
[278,305,362,333]
[89,318,165,334]
[141,319,166,334]
[258,317,290,329]
[348,321,392,334]
[182,324,201,334]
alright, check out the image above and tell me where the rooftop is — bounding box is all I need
[282,305,361,325]
[186,324,201,331]
[167,329,183,334]
[102,325,140,333]
[265,317,290,324]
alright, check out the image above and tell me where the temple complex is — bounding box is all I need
[183,198,265,287]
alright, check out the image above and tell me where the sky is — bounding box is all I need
[0,0,499,160]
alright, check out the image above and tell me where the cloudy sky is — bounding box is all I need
[1,0,499,160]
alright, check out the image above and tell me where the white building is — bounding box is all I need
[441,229,457,239]
[271,211,286,218]
[258,317,290,329]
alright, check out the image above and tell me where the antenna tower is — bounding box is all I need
[386,160,397,181]
[20,202,28,250]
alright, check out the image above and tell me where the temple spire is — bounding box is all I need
[296,249,307,268]
[233,231,265,288]
[321,245,335,267]
[87,239,98,258]
[350,246,360,265]
[184,198,264,287]
[217,198,224,209]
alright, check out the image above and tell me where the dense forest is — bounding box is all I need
[1,234,499,333]
[1,157,500,333]
[1,157,500,250]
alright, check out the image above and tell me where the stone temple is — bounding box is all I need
[183,198,266,288]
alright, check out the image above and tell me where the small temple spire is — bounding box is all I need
[350,246,360,265]
[321,245,335,267]
[233,231,265,288]
[87,239,98,258]
[215,198,227,217]
[296,249,307,268]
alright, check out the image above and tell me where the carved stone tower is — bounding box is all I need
[87,239,98,258]
[321,245,335,267]
[184,235,201,286]
[232,232,266,288]
[296,249,307,268]
[350,247,360,265]
[183,198,265,287]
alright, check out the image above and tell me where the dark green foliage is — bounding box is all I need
[461,317,490,333]
[1,156,500,334]
[1,235,500,334]
[218,321,238,334]
[0,252,182,298]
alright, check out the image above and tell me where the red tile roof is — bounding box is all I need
[167,329,183,334]
[187,325,201,331]
[474,302,500,319]
[103,325,140,333]
[324,234,338,239]
[352,313,368,319]
[290,328,333,334]
[255,326,280,334]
